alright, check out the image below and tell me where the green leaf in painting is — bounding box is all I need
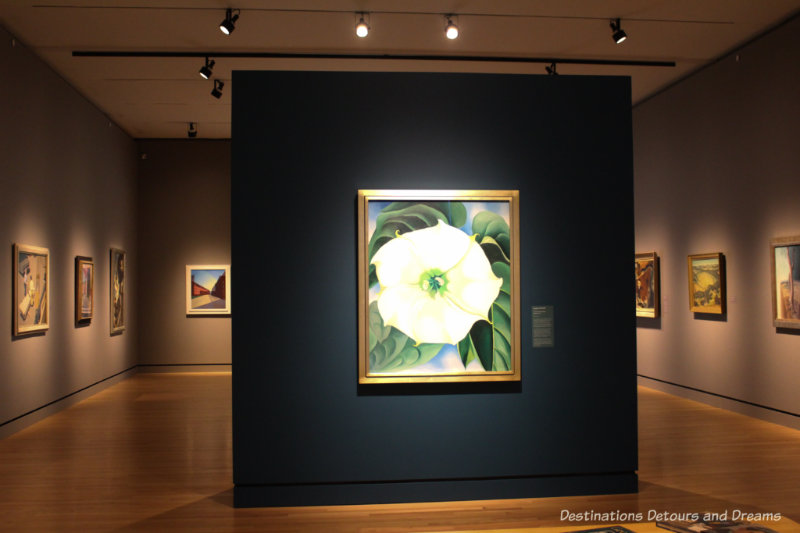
[457,334,480,369]
[457,260,513,372]
[471,211,510,259]
[478,235,510,265]
[368,301,445,373]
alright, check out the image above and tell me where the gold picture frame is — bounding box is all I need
[185,265,231,315]
[688,252,726,314]
[13,243,50,336]
[770,235,800,329]
[635,251,660,318]
[110,248,126,334]
[357,189,521,384]
[75,256,94,324]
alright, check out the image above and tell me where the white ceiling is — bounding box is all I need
[1,1,798,139]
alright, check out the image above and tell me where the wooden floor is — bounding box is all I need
[0,372,798,533]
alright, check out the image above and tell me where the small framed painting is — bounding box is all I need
[75,256,94,324]
[770,235,800,329]
[635,252,660,318]
[688,252,726,314]
[357,189,521,384]
[186,265,231,315]
[110,248,126,334]
[13,243,50,336]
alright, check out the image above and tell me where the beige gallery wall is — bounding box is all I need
[0,25,139,436]
[633,15,800,427]
[136,140,232,368]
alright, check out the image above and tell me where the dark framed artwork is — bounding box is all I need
[687,252,726,314]
[75,256,94,324]
[186,265,231,315]
[635,251,660,318]
[13,243,50,336]
[357,189,521,384]
[110,248,126,334]
[770,235,800,329]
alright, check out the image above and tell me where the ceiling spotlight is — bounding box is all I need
[187,122,197,138]
[199,57,215,79]
[355,14,369,38]
[219,8,240,35]
[445,16,459,40]
[546,62,558,76]
[211,79,224,99]
[610,18,627,44]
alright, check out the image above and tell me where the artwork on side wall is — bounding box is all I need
[13,243,50,336]
[687,252,726,314]
[75,256,94,324]
[635,251,660,318]
[770,235,800,329]
[186,265,231,315]
[110,248,126,334]
[357,189,521,384]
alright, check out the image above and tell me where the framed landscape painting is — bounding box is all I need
[357,189,521,384]
[13,243,50,336]
[186,265,231,315]
[770,235,800,329]
[110,248,126,334]
[75,256,94,324]
[635,251,660,318]
[688,252,726,314]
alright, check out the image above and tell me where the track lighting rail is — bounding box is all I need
[72,50,675,68]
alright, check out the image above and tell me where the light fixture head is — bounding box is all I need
[211,79,224,99]
[445,16,459,40]
[355,14,369,38]
[187,122,197,138]
[199,57,215,79]
[220,8,240,35]
[610,18,627,44]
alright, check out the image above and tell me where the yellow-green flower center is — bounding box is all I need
[420,269,448,297]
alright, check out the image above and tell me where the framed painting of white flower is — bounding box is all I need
[357,190,520,384]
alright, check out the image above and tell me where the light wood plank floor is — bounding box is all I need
[0,373,798,532]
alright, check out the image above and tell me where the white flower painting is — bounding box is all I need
[359,191,520,383]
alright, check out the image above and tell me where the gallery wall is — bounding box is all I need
[136,140,232,369]
[0,26,139,437]
[634,15,800,428]
[232,71,637,506]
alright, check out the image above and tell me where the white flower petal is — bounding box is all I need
[371,236,426,287]
[448,278,503,318]
[446,240,503,317]
[412,294,478,344]
[399,220,470,272]
[376,285,422,340]
[371,218,505,347]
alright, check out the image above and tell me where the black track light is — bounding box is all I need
[546,62,558,75]
[219,8,240,35]
[199,57,215,79]
[610,18,627,44]
[187,122,197,138]
[211,79,224,99]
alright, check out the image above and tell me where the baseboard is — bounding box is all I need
[137,363,232,373]
[0,365,139,439]
[234,472,638,507]
[638,375,800,430]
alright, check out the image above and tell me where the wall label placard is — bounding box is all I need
[532,305,554,348]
